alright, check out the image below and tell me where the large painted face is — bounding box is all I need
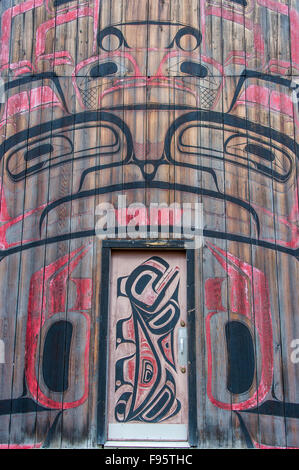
[0,0,298,259]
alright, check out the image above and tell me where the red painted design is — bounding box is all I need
[203,4,265,65]
[0,0,44,74]
[200,0,299,77]
[204,278,226,312]
[233,85,298,128]
[35,6,94,67]
[0,177,12,223]
[205,242,273,410]
[0,178,47,250]
[45,0,91,14]
[134,322,159,411]
[0,86,65,130]
[253,440,299,449]
[71,279,92,311]
[25,245,92,409]
[115,208,183,228]
[160,332,175,367]
[0,1,100,75]
[127,357,136,383]
[123,315,135,342]
[256,0,299,71]
[252,183,299,250]
[43,0,99,53]
[0,443,43,449]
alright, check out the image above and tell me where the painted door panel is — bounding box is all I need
[107,251,188,442]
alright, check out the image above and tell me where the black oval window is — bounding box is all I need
[225,321,255,394]
[43,320,73,393]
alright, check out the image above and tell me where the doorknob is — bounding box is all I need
[178,327,188,367]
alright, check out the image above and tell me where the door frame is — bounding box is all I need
[97,240,198,447]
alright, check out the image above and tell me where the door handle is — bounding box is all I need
[178,327,188,367]
[180,337,184,354]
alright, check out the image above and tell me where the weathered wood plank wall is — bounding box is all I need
[0,0,298,448]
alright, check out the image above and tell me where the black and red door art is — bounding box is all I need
[106,251,189,443]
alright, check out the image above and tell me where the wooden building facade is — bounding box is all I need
[0,0,298,448]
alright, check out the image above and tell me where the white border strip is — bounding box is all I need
[105,441,190,448]
[108,423,188,441]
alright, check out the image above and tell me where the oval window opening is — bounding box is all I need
[225,321,255,394]
[43,320,73,393]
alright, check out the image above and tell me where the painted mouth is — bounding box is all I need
[0,109,298,260]
[38,180,261,238]
[100,77,207,108]
[76,75,221,110]
[1,180,298,261]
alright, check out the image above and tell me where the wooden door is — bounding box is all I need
[106,251,189,445]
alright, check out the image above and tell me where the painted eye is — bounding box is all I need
[171,27,202,51]
[180,61,208,78]
[224,134,293,182]
[90,62,118,78]
[43,320,73,392]
[97,26,129,52]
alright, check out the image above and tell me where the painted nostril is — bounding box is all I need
[143,163,156,175]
